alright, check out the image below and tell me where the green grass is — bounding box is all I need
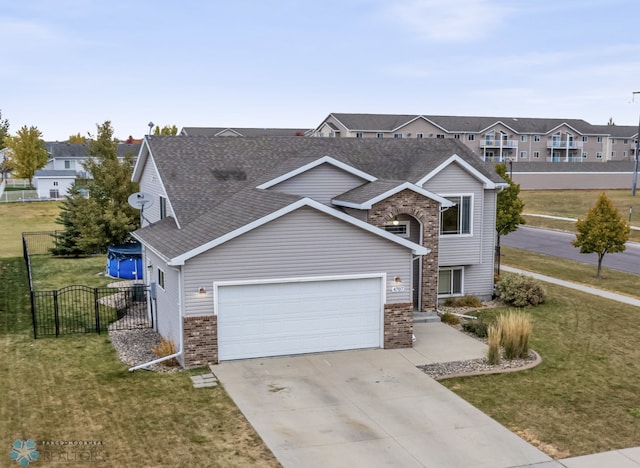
[0,201,61,257]
[30,254,112,290]
[520,189,640,224]
[0,257,279,467]
[442,283,640,458]
[501,246,640,298]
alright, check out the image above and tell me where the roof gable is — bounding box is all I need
[416,154,507,189]
[161,197,428,265]
[256,155,377,189]
[332,181,454,210]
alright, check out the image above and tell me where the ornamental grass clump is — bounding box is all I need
[151,337,179,366]
[497,311,532,360]
[440,312,461,325]
[486,324,501,365]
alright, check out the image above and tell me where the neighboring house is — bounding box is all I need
[180,127,313,137]
[313,113,638,164]
[33,170,76,199]
[131,136,507,367]
[33,142,141,198]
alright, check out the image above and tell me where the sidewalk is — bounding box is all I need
[502,265,640,308]
[501,265,640,467]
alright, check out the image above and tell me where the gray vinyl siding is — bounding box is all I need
[182,207,413,316]
[268,163,367,205]
[144,248,182,347]
[138,156,171,225]
[424,163,485,265]
[423,162,496,299]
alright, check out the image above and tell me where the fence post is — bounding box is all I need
[53,290,60,337]
[94,288,101,334]
[31,290,38,339]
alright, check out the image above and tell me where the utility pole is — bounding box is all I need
[633,92,640,196]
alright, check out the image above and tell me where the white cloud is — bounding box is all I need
[383,0,513,42]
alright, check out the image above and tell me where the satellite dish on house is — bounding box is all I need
[128,192,154,210]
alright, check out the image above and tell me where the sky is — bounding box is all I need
[3,0,640,141]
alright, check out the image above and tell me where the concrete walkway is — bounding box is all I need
[502,265,640,308]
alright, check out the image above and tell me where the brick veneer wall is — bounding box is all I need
[367,189,440,311]
[183,315,218,367]
[384,302,413,348]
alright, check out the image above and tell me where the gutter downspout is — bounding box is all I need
[129,266,184,371]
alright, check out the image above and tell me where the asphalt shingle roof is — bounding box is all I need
[136,136,503,259]
[180,127,311,137]
[328,113,637,136]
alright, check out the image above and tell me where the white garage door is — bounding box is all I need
[217,276,383,361]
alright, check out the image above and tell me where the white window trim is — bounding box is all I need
[416,133,424,139]
[439,193,474,237]
[438,267,464,297]
[394,133,403,139]
[520,135,528,142]
[384,221,410,238]
[468,134,475,141]
[520,151,527,158]
[158,268,166,290]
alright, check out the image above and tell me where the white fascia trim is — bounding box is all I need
[416,154,498,189]
[477,121,518,135]
[130,232,172,264]
[131,138,150,182]
[514,171,632,175]
[256,155,377,189]
[546,123,582,136]
[169,197,428,265]
[214,128,242,137]
[332,182,454,210]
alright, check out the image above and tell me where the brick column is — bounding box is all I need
[367,189,440,311]
[384,302,413,348]
[182,315,218,367]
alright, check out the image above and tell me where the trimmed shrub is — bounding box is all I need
[497,311,532,360]
[495,273,546,307]
[440,312,460,325]
[487,324,501,365]
[462,320,488,338]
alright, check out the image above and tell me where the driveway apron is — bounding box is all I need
[213,334,556,468]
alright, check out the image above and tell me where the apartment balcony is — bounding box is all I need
[547,156,584,163]
[479,139,518,148]
[546,140,583,149]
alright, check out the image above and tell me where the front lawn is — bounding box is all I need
[443,259,640,458]
[0,201,60,257]
[0,257,279,467]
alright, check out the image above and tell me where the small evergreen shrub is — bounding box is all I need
[462,320,488,338]
[495,273,546,307]
[497,311,532,360]
[440,312,460,325]
[486,324,501,365]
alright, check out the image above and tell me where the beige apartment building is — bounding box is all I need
[313,113,638,164]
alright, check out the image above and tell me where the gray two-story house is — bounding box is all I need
[131,136,507,367]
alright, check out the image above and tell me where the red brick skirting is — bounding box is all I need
[384,302,413,349]
[183,315,218,367]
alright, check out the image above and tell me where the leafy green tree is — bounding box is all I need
[0,110,9,150]
[52,121,140,255]
[572,192,630,279]
[153,124,178,135]
[495,162,525,275]
[3,126,49,185]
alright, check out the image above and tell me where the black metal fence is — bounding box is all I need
[22,231,153,338]
[31,284,151,337]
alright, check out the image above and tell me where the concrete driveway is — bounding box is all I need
[213,323,557,468]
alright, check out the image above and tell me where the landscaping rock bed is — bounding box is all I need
[419,350,540,380]
[108,327,181,372]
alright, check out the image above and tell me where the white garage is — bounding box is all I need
[215,275,384,361]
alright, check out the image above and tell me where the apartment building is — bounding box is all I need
[313,113,638,163]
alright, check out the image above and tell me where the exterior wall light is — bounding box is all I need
[198,287,207,295]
